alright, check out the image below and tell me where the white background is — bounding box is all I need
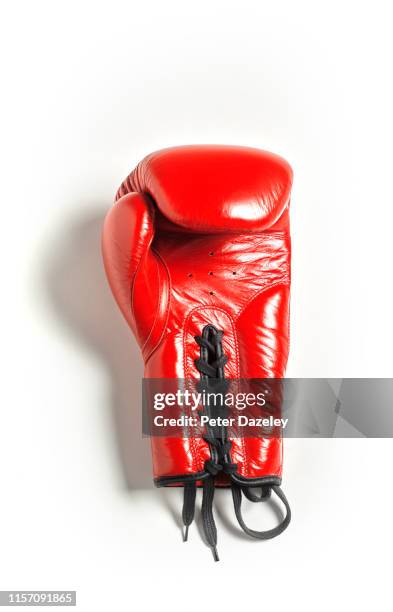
[1,1,392,609]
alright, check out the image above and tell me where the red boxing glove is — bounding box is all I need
[102,145,292,559]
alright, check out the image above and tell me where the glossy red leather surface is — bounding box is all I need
[102,145,292,482]
[117,145,292,233]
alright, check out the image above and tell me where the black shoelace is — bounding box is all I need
[181,324,291,561]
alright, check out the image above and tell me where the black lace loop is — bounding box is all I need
[231,483,291,539]
[242,485,272,503]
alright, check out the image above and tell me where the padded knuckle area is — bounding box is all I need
[121,145,293,233]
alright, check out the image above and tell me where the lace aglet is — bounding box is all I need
[212,546,219,562]
[183,525,189,542]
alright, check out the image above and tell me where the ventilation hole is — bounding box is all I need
[188,273,193,278]
[209,291,214,295]
[208,271,213,276]
[209,251,214,256]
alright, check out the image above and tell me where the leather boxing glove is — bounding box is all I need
[102,145,292,559]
